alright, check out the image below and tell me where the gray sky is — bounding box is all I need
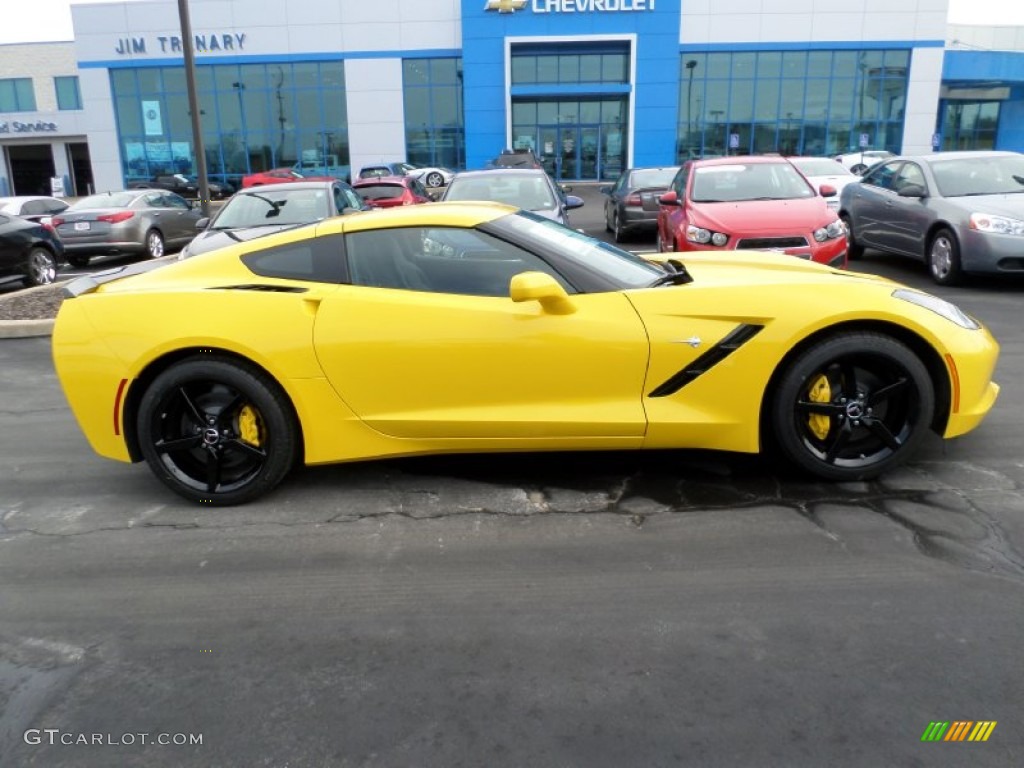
[4,0,1024,45]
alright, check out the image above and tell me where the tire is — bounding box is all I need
[770,332,934,481]
[425,172,444,188]
[655,229,664,252]
[604,204,613,233]
[145,229,165,259]
[136,356,300,505]
[24,247,57,287]
[927,228,963,286]
[613,212,627,243]
[839,214,863,260]
[67,254,91,268]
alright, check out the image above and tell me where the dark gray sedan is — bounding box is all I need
[179,180,370,259]
[53,189,204,267]
[600,166,680,242]
[839,150,1024,285]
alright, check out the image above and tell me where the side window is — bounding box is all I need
[343,188,363,210]
[894,162,926,193]
[863,161,901,191]
[163,194,190,210]
[673,164,690,197]
[346,226,565,297]
[142,193,163,208]
[241,234,345,283]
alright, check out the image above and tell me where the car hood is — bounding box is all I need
[691,197,833,233]
[944,193,1024,218]
[183,225,302,258]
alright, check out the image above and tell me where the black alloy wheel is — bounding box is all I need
[613,211,627,243]
[25,247,57,287]
[137,356,299,505]
[771,333,934,481]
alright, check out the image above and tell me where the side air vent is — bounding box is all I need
[648,324,764,397]
[210,284,308,293]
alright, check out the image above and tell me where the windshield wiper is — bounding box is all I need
[648,258,693,287]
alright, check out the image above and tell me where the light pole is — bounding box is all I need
[177,0,211,216]
[685,59,698,156]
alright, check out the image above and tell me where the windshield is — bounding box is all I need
[930,155,1024,197]
[356,184,405,200]
[70,191,139,209]
[489,211,663,289]
[446,174,556,211]
[212,188,331,228]
[790,159,853,177]
[629,168,679,188]
[691,163,815,203]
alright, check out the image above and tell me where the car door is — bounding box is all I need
[847,160,902,251]
[159,192,198,245]
[0,213,19,278]
[884,161,934,257]
[659,163,691,250]
[312,225,650,441]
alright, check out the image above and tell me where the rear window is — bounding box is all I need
[356,184,405,200]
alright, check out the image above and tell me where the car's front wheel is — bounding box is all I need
[839,214,863,260]
[424,172,444,188]
[770,332,934,481]
[24,247,57,287]
[927,228,963,286]
[145,229,165,259]
[136,356,300,505]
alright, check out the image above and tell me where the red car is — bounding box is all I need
[353,175,432,208]
[241,168,334,189]
[656,156,847,268]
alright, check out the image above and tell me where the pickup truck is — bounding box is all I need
[127,174,234,200]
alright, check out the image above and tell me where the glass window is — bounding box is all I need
[55,76,82,110]
[0,78,36,112]
[403,57,465,170]
[243,236,344,284]
[512,56,535,85]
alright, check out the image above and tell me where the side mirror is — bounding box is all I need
[195,217,210,230]
[819,184,837,198]
[659,190,680,206]
[898,184,926,199]
[599,185,612,195]
[509,271,576,315]
[564,195,585,210]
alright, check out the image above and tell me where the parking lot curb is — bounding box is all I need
[0,319,55,339]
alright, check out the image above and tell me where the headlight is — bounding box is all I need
[970,212,1024,235]
[892,288,980,329]
[813,220,846,242]
[686,225,728,246]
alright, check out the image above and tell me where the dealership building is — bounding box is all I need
[1,0,1023,196]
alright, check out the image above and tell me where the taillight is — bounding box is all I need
[625,193,642,207]
[97,211,135,223]
[52,216,65,226]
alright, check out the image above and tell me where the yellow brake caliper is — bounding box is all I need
[236,404,263,447]
[807,375,832,441]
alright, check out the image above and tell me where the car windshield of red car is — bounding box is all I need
[692,163,815,203]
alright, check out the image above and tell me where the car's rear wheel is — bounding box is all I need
[145,229,165,259]
[425,172,444,188]
[613,212,627,243]
[927,228,963,286]
[24,247,57,287]
[770,332,934,481]
[839,214,863,260]
[136,356,300,505]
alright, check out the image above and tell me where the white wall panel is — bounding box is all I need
[902,47,944,155]
[345,59,407,178]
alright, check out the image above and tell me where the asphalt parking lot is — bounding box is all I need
[2,185,1023,766]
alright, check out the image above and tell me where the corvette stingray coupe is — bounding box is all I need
[52,203,1000,506]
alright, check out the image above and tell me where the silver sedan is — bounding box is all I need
[53,189,204,267]
[839,150,1024,285]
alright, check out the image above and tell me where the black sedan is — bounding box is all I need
[179,180,370,259]
[600,166,680,242]
[0,212,65,287]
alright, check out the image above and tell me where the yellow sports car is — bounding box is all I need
[52,203,1000,505]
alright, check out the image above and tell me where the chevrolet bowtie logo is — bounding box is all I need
[485,0,527,12]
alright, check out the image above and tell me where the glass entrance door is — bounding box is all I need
[538,125,583,181]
